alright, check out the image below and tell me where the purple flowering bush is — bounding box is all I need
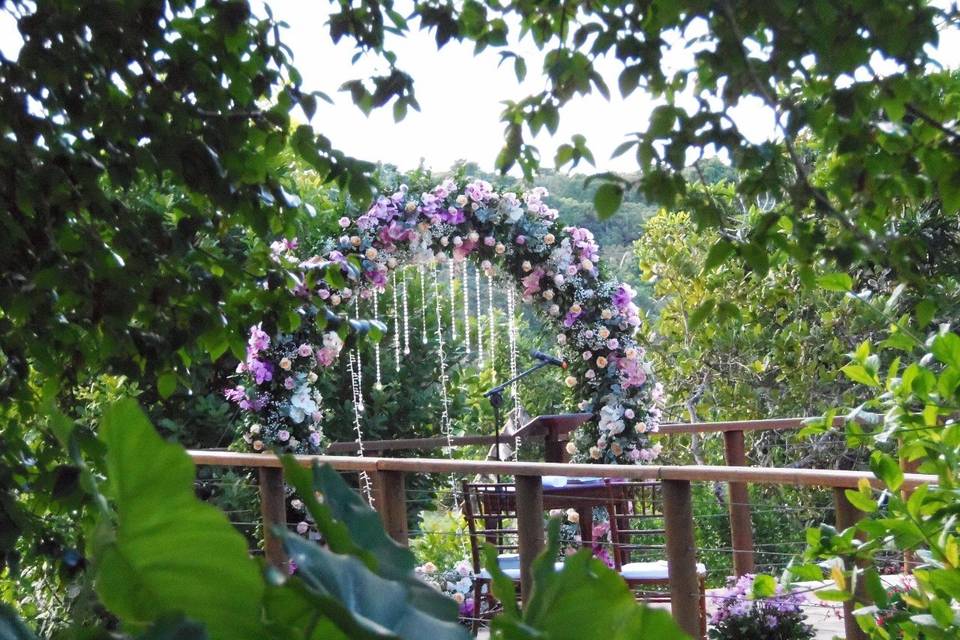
[224,321,343,454]
[709,574,815,640]
[242,178,664,464]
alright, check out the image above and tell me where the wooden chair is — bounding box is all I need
[461,480,565,634]
[461,481,518,633]
[604,480,708,638]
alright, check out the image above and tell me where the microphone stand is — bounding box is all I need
[483,360,554,463]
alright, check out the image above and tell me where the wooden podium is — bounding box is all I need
[513,413,592,462]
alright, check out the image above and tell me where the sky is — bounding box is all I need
[2,2,957,175]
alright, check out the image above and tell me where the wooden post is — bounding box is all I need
[834,487,868,640]
[258,467,287,569]
[723,429,756,575]
[372,470,409,545]
[663,479,701,638]
[515,474,545,600]
[544,426,565,464]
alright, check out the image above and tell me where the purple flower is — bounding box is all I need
[224,386,247,403]
[247,323,270,355]
[277,430,290,442]
[378,221,412,247]
[309,432,322,447]
[365,268,388,288]
[284,377,295,390]
[440,206,465,225]
[247,358,273,385]
[563,309,582,327]
[612,284,635,309]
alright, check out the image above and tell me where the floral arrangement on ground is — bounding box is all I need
[709,574,815,640]
[224,178,665,464]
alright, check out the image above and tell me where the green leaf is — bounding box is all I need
[840,364,880,387]
[814,588,852,602]
[816,272,854,292]
[915,300,936,328]
[751,574,777,598]
[95,399,265,639]
[0,603,37,640]
[157,372,177,399]
[279,532,468,640]
[869,451,904,492]
[492,520,689,639]
[285,461,414,577]
[688,298,715,329]
[843,488,877,513]
[594,183,624,220]
[702,240,735,273]
[932,332,960,369]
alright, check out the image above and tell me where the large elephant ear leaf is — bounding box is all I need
[492,522,690,640]
[280,533,470,640]
[280,457,414,578]
[277,461,466,638]
[94,399,265,640]
[0,603,37,640]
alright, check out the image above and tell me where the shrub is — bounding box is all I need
[709,574,815,640]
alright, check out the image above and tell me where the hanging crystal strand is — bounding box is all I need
[475,266,484,369]
[391,271,401,373]
[419,264,429,345]
[507,287,521,461]
[372,291,383,390]
[432,264,458,504]
[462,262,471,357]
[487,272,496,379]
[448,261,457,340]
[347,351,374,505]
[401,267,411,356]
[353,297,364,412]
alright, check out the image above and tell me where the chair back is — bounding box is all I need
[604,480,665,569]
[461,481,519,574]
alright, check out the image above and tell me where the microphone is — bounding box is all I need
[530,349,567,368]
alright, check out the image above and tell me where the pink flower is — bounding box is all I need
[338,217,351,228]
[515,235,526,245]
[378,221,412,248]
[298,343,313,357]
[484,236,496,246]
[521,268,544,297]
[284,377,295,390]
[316,348,337,367]
[278,430,290,442]
[453,239,477,260]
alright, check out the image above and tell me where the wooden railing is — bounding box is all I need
[187,449,933,639]
[324,416,840,576]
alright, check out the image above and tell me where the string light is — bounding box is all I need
[487,272,496,379]
[353,297,364,413]
[462,262,471,356]
[475,266,484,369]
[372,290,382,390]
[433,263,458,504]
[419,264,428,345]
[401,267,411,356]
[507,287,520,461]
[347,350,374,505]
[448,261,457,340]
[391,271,401,372]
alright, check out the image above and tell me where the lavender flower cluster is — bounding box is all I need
[709,574,815,640]
[246,178,664,464]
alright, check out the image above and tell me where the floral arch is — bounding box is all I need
[226,178,665,466]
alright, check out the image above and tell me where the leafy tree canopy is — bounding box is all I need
[333,0,959,281]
